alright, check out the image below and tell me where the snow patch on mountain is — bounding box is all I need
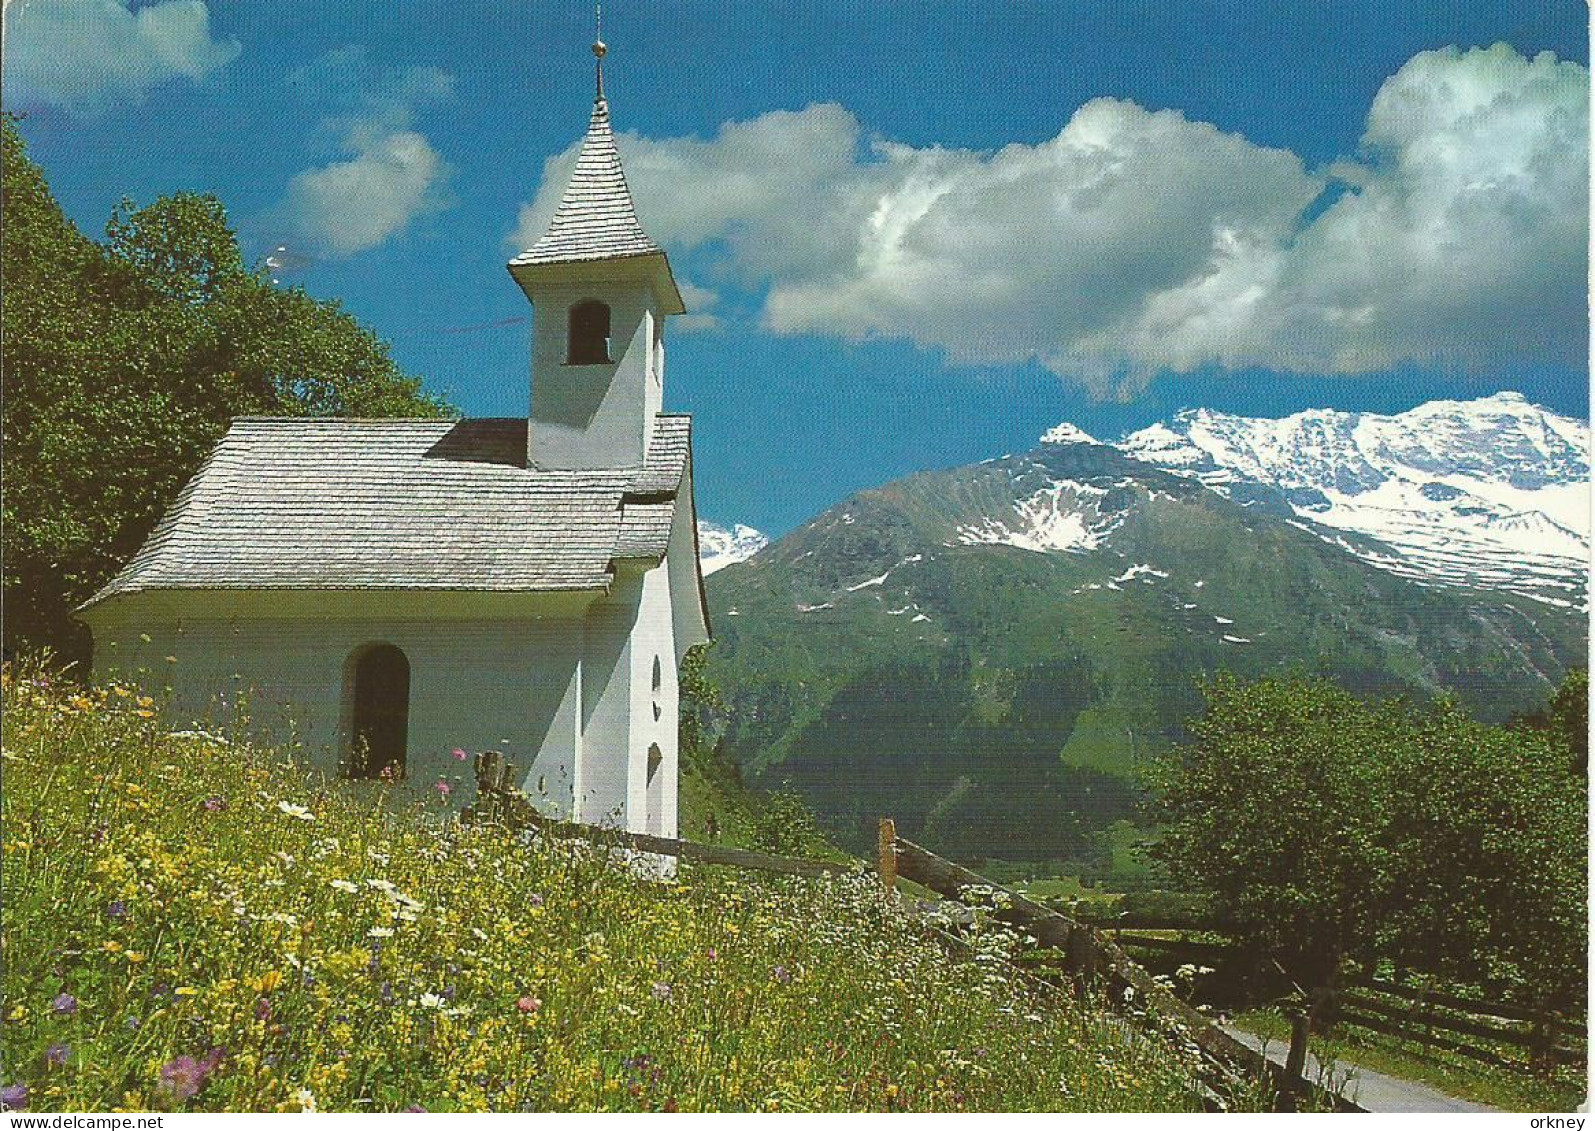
[1112,392,1590,605]
[697,521,770,575]
[955,479,1118,554]
[1040,421,1099,446]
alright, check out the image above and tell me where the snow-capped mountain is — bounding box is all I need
[1094,392,1590,607]
[697,521,770,575]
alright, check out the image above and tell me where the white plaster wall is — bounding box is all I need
[665,477,711,661]
[85,599,585,813]
[578,572,637,826]
[527,281,658,471]
[628,559,678,839]
[644,309,664,423]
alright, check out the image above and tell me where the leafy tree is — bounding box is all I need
[1548,667,1588,773]
[749,788,826,857]
[1378,700,1586,1008]
[1146,675,1395,991]
[679,644,730,771]
[1150,673,1587,1010]
[1,116,451,660]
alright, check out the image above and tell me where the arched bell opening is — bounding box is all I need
[567,299,612,365]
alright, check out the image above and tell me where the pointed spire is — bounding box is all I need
[510,98,661,268]
[510,20,660,269]
[506,16,685,315]
[594,2,606,102]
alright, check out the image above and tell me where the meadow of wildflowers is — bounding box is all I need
[0,664,1253,1112]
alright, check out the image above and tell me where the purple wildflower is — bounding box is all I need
[107,900,128,919]
[529,893,545,908]
[51,992,78,1016]
[158,1049,223,1104]
[404,1104,429,1112]
[158,1057,206,1103]
[46,1043,69,1068]
[125,1016,141,1030]
[1,1084,27,1110]
[254,997,272,1022]
[772,965,792,985]
[203,797,225,812]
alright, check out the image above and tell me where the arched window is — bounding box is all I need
[347,643,410,779]
[567,299,611,365]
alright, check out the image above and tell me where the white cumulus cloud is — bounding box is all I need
[1,0,240,113]
[266,46,454,259]
[512,44,1586,392]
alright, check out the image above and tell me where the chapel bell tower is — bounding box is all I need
[507,31,685,471]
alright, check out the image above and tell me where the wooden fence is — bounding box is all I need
[1107,930,1584,1072]
[464,758,1358,1111]
[877,821,1362,1112]
[467,751,855,880]
[1335,982,1582,1070]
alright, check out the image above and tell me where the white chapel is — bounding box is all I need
[79,38,710,838]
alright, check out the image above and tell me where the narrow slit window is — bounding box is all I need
[567,299,612,365]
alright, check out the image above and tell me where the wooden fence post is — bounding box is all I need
[475,751,502,821]
[878,818,897,892]
[1285,1011,1310,1080]
[1530,1009,1552,1074]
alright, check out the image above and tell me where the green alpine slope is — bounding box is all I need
[703,441,1585,864]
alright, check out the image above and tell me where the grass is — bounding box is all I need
[0,662,1262,1113]
[1235,1008,1587,1112]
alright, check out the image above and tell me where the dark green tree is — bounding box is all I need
[1548,667,1588,773]
[1151,673,1587,1010]
[1146,675,1395,991]
[1,116,451,660]
[1379,700,1586,1008]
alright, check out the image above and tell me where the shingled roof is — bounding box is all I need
[511,98,660,268]
[81,414,695,608]
[507,95,686,315]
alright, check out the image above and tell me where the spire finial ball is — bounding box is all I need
[593,39,607,59]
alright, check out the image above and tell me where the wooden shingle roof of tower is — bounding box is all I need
[512,99,661,268]
[506,44,685,314]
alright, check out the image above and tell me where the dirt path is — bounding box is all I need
[1222,1025,1500,1113]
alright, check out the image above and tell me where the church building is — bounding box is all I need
[78,37,709,838]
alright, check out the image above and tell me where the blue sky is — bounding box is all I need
[5,0,1589,536]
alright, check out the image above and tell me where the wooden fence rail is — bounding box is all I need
[1354,977,1582,1040]
[882,829,1363,1113]
[1335,992,1582,1068]
[467,752,857,881]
